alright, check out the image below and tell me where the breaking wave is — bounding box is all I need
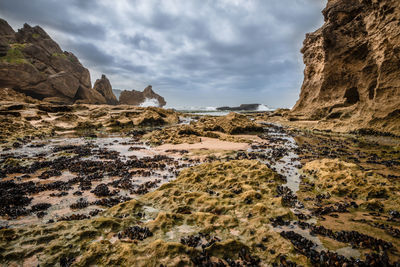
[140,98,160,107]
[257,104,272,111]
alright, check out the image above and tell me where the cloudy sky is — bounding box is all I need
[0,0,326,108]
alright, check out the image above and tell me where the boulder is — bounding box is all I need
[197,112,263,134]
[47,71,80,98]
[74,86,107,105]
[119,85,166,107]
[93,74,118,105]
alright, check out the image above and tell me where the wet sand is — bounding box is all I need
[155,137,252,152]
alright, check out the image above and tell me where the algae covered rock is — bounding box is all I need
[197,112,263,134]
[301,158,400,211]
[106,107,179,130]
[145,112,263,145]
[145,125,202,145]
[0,160,305,266]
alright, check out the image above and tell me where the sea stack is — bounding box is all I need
[119,85,166,107]
[93,74,119,105]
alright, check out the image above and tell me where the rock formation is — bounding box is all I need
[93,74,118,105]
[217,104,262,111]
[0,18,111,105]
[292,0,400,135]
[119,85,166,107]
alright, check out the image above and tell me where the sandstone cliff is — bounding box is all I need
[93,74,118,105]
[0,18,111,105]
[119,85,166,107]
[292,0,400,135]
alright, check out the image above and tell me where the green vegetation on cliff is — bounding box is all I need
[0,43,28,64]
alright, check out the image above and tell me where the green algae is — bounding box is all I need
[145,112,263,145]
[0,44,28,64]
[300,159,400,212]
[0,160,306,266]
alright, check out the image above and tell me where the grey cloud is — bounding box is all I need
[120,33,160,52]
[67,42,114,66]
[117,61,148,74]
[0,0,327,108]
[0,0,106,39]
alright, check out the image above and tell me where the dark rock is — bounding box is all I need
[91,183,116,197]
[118,226,153,241]
[0,19,107,105]
[119,85,166,107]
[217,104,262,111]
[93,74,118,105]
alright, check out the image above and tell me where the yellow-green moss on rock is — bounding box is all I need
[0,160,306,266]
[145,112,263,145]
[300,159,400,212]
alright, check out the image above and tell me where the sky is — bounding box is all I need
[0,0,327,108]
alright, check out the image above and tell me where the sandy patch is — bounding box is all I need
[23,255,39,267]
[219,133,264,142]
[155,137,251,152]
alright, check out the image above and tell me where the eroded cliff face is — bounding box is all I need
[292,0,400,135]
[0,19,109,105]
[119,85,166,107]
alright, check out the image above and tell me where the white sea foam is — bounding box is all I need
[178,106,217,111]
[140,98,160,107]
[257,104,272,111]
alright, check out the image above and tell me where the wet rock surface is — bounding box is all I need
[118,226,153,241]
[280,230,396,267]
[0,112,398,266]
[146,112,264,146]
[0,135,195,226]
[0,97,179,147]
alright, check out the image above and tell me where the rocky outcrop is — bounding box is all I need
[217,104,261,111]
[93,74,118,105]
[0,18,107,104]
[292,0,400,135]
[119,85,166,107]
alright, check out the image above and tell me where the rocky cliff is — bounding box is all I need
[292,0,400,135]
[119,85,166,107]
[0,18,113,105]
[93,74,118,105]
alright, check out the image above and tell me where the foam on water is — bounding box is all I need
[257,104,272,111]
[140,98,160,107]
